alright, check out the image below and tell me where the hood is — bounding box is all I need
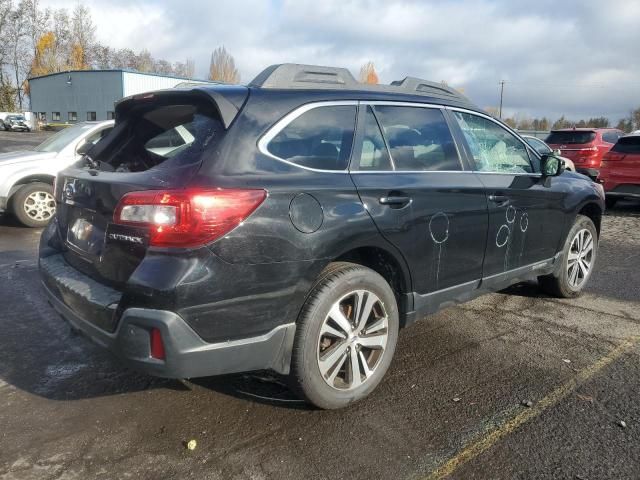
[0,150,56,167]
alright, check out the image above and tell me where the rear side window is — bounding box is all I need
[356,106,393,171]
[267,105,356,170]
[612,136,640,154]
[602,131,623,144]
[546,131,596,145]
[374,106,461,171]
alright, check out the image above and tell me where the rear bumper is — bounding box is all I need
[40,255,296,378]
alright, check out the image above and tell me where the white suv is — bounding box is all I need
[1,120,199,227]
[0,121,114,227]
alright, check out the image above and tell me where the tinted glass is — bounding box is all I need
[356,106,393,171]
[373,106,460,171]
[454,111,533,173]
[611,136,640,154]
[602,131,622,144]
[268,105,356,170]
[525,137,551,155]
[546,131,596,145]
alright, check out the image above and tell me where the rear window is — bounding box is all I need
[545,131,596,145]
[93,101,224,172]
[267,105,356,171]
[611,136,640,154]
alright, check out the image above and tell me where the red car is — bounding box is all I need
[546,128,624,179]
[598,134,640,208]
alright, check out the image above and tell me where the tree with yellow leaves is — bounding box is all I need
[359,61,379,84]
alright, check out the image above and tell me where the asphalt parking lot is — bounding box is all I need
[0,131,638,480]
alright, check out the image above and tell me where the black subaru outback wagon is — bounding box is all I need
[40,64,604,409]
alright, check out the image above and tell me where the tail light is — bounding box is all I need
[114,188,267,248]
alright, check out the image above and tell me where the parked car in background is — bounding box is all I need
[598,134,640,208]
[3,114,31,132]
[545,128,624,180]
[40,64,605,409]
[0,120,199,227]
[522,135,576,172]
[0,121,114,227]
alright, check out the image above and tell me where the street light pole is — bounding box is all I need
[499,80,505,120]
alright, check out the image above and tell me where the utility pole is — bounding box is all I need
[499,80,505,119]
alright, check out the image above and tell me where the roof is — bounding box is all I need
[28,69,216,83]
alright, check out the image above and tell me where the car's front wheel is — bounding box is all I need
[290,262,399,409]
[11,182,56,228]
[539,214,598,298]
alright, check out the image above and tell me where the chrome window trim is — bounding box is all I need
[257,100,359,174]
[361,100,443,109]
[445,106,544,176]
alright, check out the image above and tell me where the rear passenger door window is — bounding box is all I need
[373,106,462,171]
[267,105,357,170]
[355,106,393,171]
[453,111,534,173]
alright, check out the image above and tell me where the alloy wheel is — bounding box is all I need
[316,290,389,391]
[567,228,594,289]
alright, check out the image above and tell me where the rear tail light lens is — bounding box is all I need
[114,188,267,248]
[150,328,165,360]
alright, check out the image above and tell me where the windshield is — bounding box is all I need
[546,131,596,145]
[34,123,96,153]
[8,116,25,121]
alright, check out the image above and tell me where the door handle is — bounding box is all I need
[488,194,510,206]
[379,195,412,208]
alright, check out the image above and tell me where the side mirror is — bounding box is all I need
[76,141,92,156]
[541,154,565,177]
[553,148,562,156]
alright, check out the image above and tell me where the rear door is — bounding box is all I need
[350,102,488,298]
[449,109,568,278]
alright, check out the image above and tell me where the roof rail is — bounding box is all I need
[249,63,471,104]
[390,77,469,102]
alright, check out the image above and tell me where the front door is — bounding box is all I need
[350,103,488,298]
[449,110,567,278]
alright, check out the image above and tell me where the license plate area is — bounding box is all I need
[66,213,104,257]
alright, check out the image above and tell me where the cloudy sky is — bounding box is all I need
[43,0,640,122]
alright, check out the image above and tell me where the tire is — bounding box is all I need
[538,214,598,298]
[11,182,56,228]
[605,197,617,209]
[290,262,399,409]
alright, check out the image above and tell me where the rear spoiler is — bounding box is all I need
[114,85,249,129]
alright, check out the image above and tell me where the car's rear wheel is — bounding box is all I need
[538,214,598,298]
[605,197,617,209]
[290,262,399,409]
[11,182,56,228]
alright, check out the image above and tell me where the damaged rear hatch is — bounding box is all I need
[51,85,248,297]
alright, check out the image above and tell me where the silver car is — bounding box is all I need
[0,121,114,227]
